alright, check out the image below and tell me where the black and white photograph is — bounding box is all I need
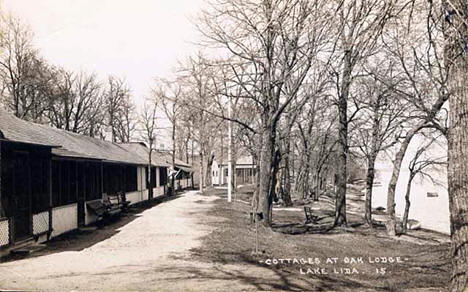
[0,0,467,291]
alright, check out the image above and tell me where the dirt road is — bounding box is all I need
[0,191,284,292]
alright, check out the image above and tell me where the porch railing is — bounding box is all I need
[0,217,9,247]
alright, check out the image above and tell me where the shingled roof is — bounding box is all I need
[0,109,147,165]
[118,143,170,167]
[0,108,59,147]
[155,150,192,171]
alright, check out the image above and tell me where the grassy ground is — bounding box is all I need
[191,186,451,291]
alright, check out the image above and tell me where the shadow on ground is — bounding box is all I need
[0,192,186,263]
[187,186,451,291]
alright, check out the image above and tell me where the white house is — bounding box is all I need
[212,156,256,186]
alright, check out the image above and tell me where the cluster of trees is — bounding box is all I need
[174,0,448,230]
[0,14,136,142]
[145,0,466,290]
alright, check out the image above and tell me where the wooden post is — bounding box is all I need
[48,157,52,239]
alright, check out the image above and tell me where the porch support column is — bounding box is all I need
[48,157,53,239]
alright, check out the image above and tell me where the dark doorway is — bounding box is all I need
[77,161,85,227]
[13,151,32,241]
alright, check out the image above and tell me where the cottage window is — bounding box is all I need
[160,167,168,186]
[85,162,102,201]
[149,166,157,188]
[125,165,138,192]
[52,160,83,206]
[30,157,49,213]
[0,154,14,218]
[104,164,123,194]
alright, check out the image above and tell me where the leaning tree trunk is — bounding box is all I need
[401,174,415,235]
[386,125,423,235]
[386,94,448,235]
[444,0,468,289]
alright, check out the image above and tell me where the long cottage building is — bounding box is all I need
[0,109,192,250]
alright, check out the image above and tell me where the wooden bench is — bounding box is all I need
[304,206,318,224]
[86,200,107,219]
[103,192,130,217]
[86,192,130,220]
[103,197,122,216]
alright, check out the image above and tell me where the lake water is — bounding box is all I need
[372,166,450,234]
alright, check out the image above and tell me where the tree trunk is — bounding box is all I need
[199,149,204,193]
[365,154,377,227]
[335,49,353,227]
[257,125,276,225]
[282,155,293,206]
[251,136,262,210]
[365,94,383,226]
[304,154,312,199]
[205,151,214,187]
[282,112,293,206]
[444,0,468,289]
[401,174,414,234]
[385,127,420,235]
[231,155,237,191]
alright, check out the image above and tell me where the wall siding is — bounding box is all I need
[127,191,142,205]
[52,203,78,238]
[153,186,164,197]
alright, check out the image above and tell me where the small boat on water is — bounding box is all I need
[407,219,421,230]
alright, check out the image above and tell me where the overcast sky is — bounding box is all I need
[2,0,204,107]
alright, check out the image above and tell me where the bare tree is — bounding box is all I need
[329,0,397,227]
[139,98,159,198]
[0,15,55,122]
[153,78,183,195]
[180,55,220,191]
[352,64,409,227]
[381,0,449,236]
[199,0,332,225]
[104,76,135,142]
[48,70,105,136]
[401,133,446,234]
